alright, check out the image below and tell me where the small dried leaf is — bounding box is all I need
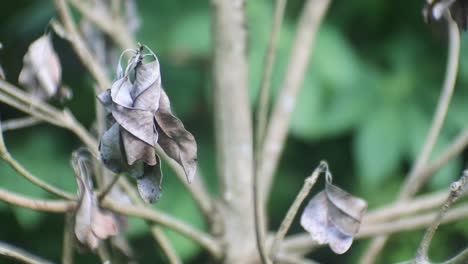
[131,60,161,107]
[18,34,61,99]
[73,151,119,249]
[301,183,367,254]
[128,159,163,203]
[155,90,197,182]
[112,104,155,146]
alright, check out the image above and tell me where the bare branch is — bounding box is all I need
[415,171,468,263]
[361,16,461,264]
[54,0,111,90]
[68,0,136,49]
[0,241,54,264]
[269,162,324,261]
[102,199,222,258]
[0,188,75,213]
[211,0,256,261]
[0,122,75,200]
[254,0,288,262]
[1,117,41,132]
[258,0,331,203]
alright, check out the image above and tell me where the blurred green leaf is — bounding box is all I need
[354,106,405,186]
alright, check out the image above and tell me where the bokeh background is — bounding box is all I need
[1,0,468,263]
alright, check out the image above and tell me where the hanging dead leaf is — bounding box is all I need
[72,149,119,249]
[301,181,367,254]
[98,45,196,202]
[18,34,61,99]
[155,89,197,182]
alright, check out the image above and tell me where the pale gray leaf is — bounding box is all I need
[300,191,329,245]
[327,226,353,254]
[155,89,197,182]
[18,34,61,99]
[325,182,367,222]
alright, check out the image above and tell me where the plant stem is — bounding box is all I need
[0,241,54,264]
[269,162,323,261]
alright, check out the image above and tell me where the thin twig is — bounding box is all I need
[254,1,288,263]
[54,0,111,90]
[415,171,468,263]
[1,117,41,132]
[400,17,461,200]
[0,188,75,212]
[62,213,74,264]
[361,16,461,264]
[0,122,75,200]
[97,173,121,201]
[102,199,222,258]
[0,187,221,258]
[0,241,54,264]
[149,227,182,264]
[443,248,468,264]
[68,0,136,49]
[258,0,331,204]
[269,162,325,261]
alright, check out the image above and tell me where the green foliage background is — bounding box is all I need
[0,0,468,263]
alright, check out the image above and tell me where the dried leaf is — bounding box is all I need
[301,182,367,254]
[155,90,197,182]
[128,160,163,203]
[73,152,119,249]
[18,34,61,99]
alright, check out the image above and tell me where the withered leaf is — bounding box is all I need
[128,159,163,203]
[18,34,61,99]
[98,46,197,203]
[73,152,118,249]
[155,90,197,182]
[301,182,367,254]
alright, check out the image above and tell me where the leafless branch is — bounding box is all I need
[254,0,288,262]
[269,162,324,261]
[361,15,461,264]
[258,0,331,204]
[1,117,41,132]
[415,171,468,263]
[0,122,75,200]
[211,0,256,261]
[0,241,54,264]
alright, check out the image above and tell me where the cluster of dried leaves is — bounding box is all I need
[98,46,197,203]
[300,169,367,254]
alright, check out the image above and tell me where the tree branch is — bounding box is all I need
[0,241,54,264]
[258,0,331,204]
[1,117,41,132]
[361,16,461,264]
[254,0,288,262]
[269,162,324,261]
[211,0,256,261]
